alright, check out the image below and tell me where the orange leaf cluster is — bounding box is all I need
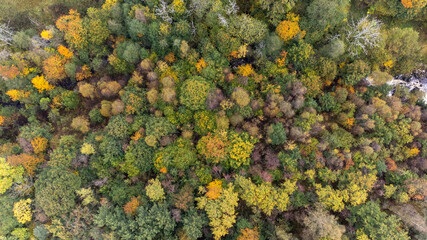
[43,55,67,81]
[57,45,73,59]
[0,116,5,125]
[0,65,19,80]
[401,0,414,8]
[76,65,92,81]
[31,137,48,154]
[237,228,259,240]
[164,52,176,63]
[123,196,141,216]
[276,50,288,67]
[385,158,397,171]
[7,153,44,176]
[206,179,222,200]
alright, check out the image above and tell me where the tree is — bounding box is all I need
[267,122,287,145]
[56,9,88,50]
[145,178,166,202]
[0,157,24,194]
[227,131,257,169]
[197,131,229,164]
[123,196,140,216]
[349,201,410,240]
[13,199,32,224]
[302,204,346,240]
[196,183,239,240]
[228,14,268,44]
[257,0,296,25]
[235,176,296,215]
[0,195,20,236]
[345,16,382,57]
[7,153,44,177]
[182,207,207,240]
[43,55,67,82]
[35,167,81,217]
[71,116,90,133]
[276,19,301,42]
[303,0,349,42]
[180,76,211,111]
[385,27,422,75]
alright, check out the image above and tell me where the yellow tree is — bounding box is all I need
[196,183,239,240]
[13,199,32,224]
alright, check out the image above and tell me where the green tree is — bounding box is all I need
[35,167,81,217]
[349,201,410,240]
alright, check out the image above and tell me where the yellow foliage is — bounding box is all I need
[238,44,248,58]
[237,64,254,77]
[383,60,394,68]
[43,55,67,80]
[206,179,222,200]
[56,9,87,50]
[276,20,300,42]
[171,0,186,15]
[81,143,96,155]
[196,183,239,240]
[102,0,120,10]
[0,116,5,125]
[195,58,207,73]
[6,89,30,101]
[146,178,166,202]
[407,147,420,157]
[40,29,53,40]
[31,75,54,93]
[13,199,32,224]
[235,176,296,215]
[31,137,48,154]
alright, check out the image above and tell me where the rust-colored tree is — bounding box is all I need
[7,153,44,176]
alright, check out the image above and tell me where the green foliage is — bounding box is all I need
[122,141,154,176]
[182,207,207,240]
[349,201,410,240]
[288,40,314,71]
[106,115,130,139]
[35,167,81,217]
[180,76,211,111]
[267,122,287,145]
[343,60,370,86]
[228,14,268,44]
[94,203,176,240]
[0,157,24,194]
[0,195,20,236]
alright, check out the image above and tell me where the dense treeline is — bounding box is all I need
[0,0,426,239]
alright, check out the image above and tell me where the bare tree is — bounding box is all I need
[0,23,14,46]
[346,15,382,57]
[155,0,174,23]
[226,0,239,15]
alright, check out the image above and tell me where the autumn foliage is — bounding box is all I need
[56,9,87,50]
[123,196,141,216]
[7,153,44,176]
